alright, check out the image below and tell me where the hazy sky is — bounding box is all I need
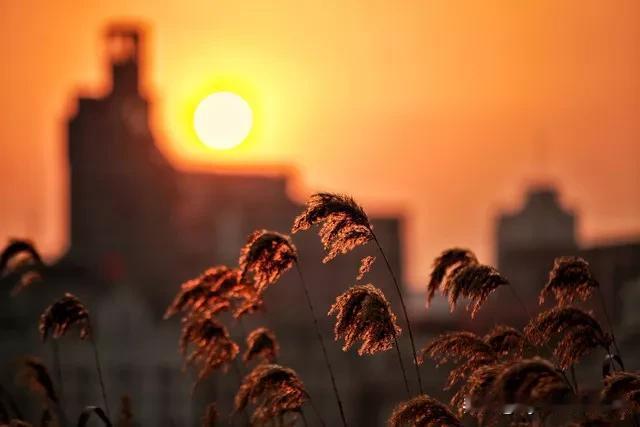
[1,0,639,287]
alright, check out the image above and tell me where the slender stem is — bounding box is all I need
[232,361,250,425]
[307,396,327,427]
[51,340,69,427]
[295,262,346,427]
[300,410,309,427]
[51,340,64,405]
[393,334,411,397]
[88,321,110,418]
[596,287,625,369]
[372,234,423,394]
[569,365,579,394]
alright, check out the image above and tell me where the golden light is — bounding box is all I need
[193,92,253,150]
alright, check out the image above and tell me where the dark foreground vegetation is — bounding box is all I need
[1,193,638,426]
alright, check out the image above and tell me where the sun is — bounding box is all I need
[193,92,253,150]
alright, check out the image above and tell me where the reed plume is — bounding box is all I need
[419,331,496,389]
[243,327,279,364]
[329,284,401,355]
[388,394,462,427]
[239,229,297,293]
[525,306,612,370]
[234,364,307,425]
[116,396,134,427]
[164,266,234,319]
[240,227,347,425]
[483,325,525,359]
[427,248,508,317]
[16,358,57,405]
[357,255,375,281]
[492,358,572,407]
[1,239,43,295]
[540,256,599,306]
[295,192,423,392]
[39,294,110,417]
[292,193,373,263]
[601,371,640,420]
[446,264,508,318]
[454,363,506,420]
[201,403,217,427]
[179,313,239,382]
[39,293,90,341]
[77,406,111,427]
[427,248,477,307]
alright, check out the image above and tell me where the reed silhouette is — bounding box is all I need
[39,294,110,418]
[179,312,239,383]
[239,229,348,426]
[243,327,279,364]
[2,188,639,426]
[294,192,424,393]
[235,364,308,426]
[388,394,462,427]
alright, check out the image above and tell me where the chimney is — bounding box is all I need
[105,24,143,95]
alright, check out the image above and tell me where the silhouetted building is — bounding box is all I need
[495,186,640,327]
[0,24,408,426]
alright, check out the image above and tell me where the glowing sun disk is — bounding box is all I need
[193,92,253,150]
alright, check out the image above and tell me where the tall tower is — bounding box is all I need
[495,186,578,300]
[66,24,176,288]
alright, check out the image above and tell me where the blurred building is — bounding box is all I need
[0,24,409,426]
[495,186,640,328]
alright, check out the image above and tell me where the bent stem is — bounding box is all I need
[295,262,345,427]
[596,287,625,369]
[393,334,411,397]
[307,395,327,427]
[88,320,110,418]
[371,233,423,394]
[51,341,69,426]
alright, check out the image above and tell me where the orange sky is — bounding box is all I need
[1,0,639,287]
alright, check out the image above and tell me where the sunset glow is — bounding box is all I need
[193,92,253,150]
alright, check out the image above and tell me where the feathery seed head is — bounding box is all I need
[443,263,508,318]
[39,293,90,341]
[419,331,496,389]
[239,230,297,293]
[493,358,572,407]
[388,394,462,427]
[427,248,478,307]
[1,239,43,295]
[540,256,599,306]
[292,193,374,263]
[179,313,239,382]
[601,371,640,420]
[483,325,525,359]
[525,306,611,370]
[234,364,307,425]
[329,284,401,355]
[357,255,376,281]
[243,327,279,364]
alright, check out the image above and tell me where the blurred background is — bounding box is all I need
[0,1,639,425]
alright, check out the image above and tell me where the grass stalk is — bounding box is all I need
[372,233,423,394]
[295,262,347,427]
[88,320,110,418]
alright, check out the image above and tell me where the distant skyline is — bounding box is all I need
[1,1,639,287]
